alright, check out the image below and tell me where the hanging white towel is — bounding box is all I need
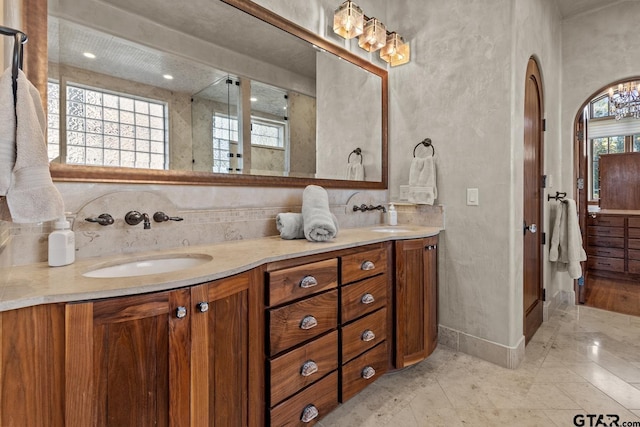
[549,199,586,279]
[408,155,437,205]
[0,69,64,223]
[345,160,364,181]
[0,68,15,195]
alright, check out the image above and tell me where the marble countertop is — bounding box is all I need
[0,225,441,312]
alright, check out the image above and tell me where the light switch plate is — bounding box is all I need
[467,188,479,206]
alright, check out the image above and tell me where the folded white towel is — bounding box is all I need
[276,212,339,240]
[549,199,586,279]
[302,185,338,242]
[345,161,364,181]
[0,68,16,195]
[0,70,64,223]
[408,156,437,205]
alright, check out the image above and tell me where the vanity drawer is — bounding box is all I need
[341,273,387,323]
[628,249,640,261]
[628,260,640,274]
[588,236,624,249]
[628,217,640,228]
[629,239,640,250]
[269,331,338,406]
[629,228,640,239]
[341,248,387,284]
[341,307,387,363]
[587,215,624,227]
[268,258,338,307]
[587,256,624,273]
[587,226,624,238]
[586,246,625,259]
[341,341,388,403]
[270,371,338,427]
[269,290,338,356]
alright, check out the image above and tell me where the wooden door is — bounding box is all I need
[523,57,544,344]
[65,289,191,427]
[575,111,588,303]
[190,271,262,427]
[395,236,438,368]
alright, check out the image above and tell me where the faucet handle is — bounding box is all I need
[153,212,184,222]
[85,213,114,226]
[125,211,144,226]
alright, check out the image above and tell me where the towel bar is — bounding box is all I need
[413,138,435,157]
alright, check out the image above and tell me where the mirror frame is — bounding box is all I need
[48,0,388,189]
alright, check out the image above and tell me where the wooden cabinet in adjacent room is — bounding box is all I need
[586,213,640,279]
[394,236,439,368]
[64,271,260,427]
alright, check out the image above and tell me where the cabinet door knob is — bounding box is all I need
[300,360,319,377]
[361,293,375,304]
[176,306,187,319]
[361,329,375,342]
[197,302,209,313]
[300,404,319,423]
[361,260,375,271]
[425,244,437,250]
[361,366,376,380]
[299,315,318,330]
[299,275,318,288]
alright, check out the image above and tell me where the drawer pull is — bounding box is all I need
[300,315,318,330]
[361,366,376,380]
[361,260,375,271]
[300,360,319,377]
[299,275,318,288]
[425,244,437,250]
[301,404,319,423]
[361,293,375,304]
[361,329,376,342]
[175,306,187,319]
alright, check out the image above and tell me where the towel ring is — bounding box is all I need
[413,138,435,157]
[348,147,363,164]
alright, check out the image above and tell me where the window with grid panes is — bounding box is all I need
[47,81,167,169]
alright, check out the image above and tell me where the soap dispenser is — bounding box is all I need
[48,217,75,267]
[387,203,398,226]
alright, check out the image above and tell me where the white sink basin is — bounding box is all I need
[83,254,213,278]
[370,226,415,233]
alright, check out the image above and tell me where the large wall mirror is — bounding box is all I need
[47,0,388,189]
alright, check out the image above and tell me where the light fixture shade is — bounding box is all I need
[380,33,410,66]
[333,1,364,39]
[358,18,387,52]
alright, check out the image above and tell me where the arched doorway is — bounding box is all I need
[573,78,640,316]
[523,57,544,344]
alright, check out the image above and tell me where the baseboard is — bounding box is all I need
[438,325,525,369]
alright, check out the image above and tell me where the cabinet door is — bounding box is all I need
[395,236,438,368]
[190,271,262,427]
[65,289,191,427]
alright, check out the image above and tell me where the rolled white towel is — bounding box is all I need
[302,185,338,242]
[276,212,305,240]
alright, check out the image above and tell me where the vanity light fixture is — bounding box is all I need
[333,2,411,66]
[379,32,410,67]
[608,81,640,120]
[333,0,364,39]
[358,17,386,52]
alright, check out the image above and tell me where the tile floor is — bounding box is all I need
[320,304,640,426]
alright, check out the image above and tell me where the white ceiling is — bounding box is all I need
[554,0,625,18]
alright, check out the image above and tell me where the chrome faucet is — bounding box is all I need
[125,211,151,229]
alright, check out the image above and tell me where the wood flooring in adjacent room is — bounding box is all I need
[584,275,640,317]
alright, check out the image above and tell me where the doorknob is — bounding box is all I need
[523,221,537,234]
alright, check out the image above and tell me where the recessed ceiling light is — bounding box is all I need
[83,52,96,59]
[250,97,257,102]
[163,74,174,80]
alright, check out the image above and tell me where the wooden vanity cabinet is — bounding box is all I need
[64,271,261,427]
[394,236,439,368]
[586,214,640,278]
